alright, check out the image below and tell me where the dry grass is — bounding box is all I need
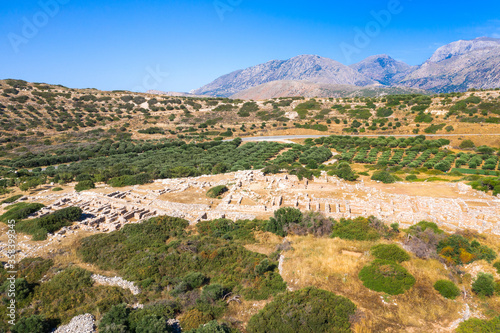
[223,299,270,331]
[279,235,466,332]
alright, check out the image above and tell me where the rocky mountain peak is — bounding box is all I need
[428,37,500,63]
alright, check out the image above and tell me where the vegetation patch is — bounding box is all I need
[433,280,461,299]
[206,185,229,198]
[358,259,416,295]
[437,234,497,265]
[0,202,45,223]
[370,244,410,263]
[330,217,385,241]
[15,206,82,240]
[247,287,356,333]
[1,194,23,204]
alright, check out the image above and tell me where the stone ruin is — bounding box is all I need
[16,169,500,236]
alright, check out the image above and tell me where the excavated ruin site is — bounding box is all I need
[6,170,500,260]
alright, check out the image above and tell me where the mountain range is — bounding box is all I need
[185,37,500,99]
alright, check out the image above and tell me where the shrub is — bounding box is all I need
[206,185,228,198]
[11,315,51,333]
[331,217,381,241]
[183,272,207,289]
[75,180,95,192]
[456,317,500,333]
[371,170,395,183]
[437,235,497,265]
[254,259,276,276]
[52,187,63,191]
[186,320,233,333]
[99,304,130,333]
[376,108,393,117]
[409,221,443,234]
[129,303,179,332]
[329,163,358,181]
[433,280,461,299]
[266,207,303,237]
[200,284,226,304]
[179,309,214,331]
[405,175,417,181]
[371,244,410,263]
[493,261,500,274]
[15,206,82,240]
[135,315,172,333]
[247,287,356,333]
[107,173,151,187]
[1,194,23,204]
[359,259,416,295]
[472,272,495,297]
[0,202,45,223]
[459,140,476,149]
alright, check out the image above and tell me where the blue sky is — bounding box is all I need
[1,0,499,92]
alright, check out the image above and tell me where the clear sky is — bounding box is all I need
[1,0,499,92]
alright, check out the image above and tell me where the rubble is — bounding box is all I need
[53,314,95,333]
[91,274,141,295]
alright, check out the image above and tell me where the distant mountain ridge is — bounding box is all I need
[349,54,415,86]
[230,80,429,100]
[191,55,376,97]
[191,37,500,97]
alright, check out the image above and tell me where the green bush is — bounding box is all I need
[51,187,63,192]
[434,280,461,299]
[11,315,51,333]
[1,194,23,204]
[206,185,228,198]
[135,315,172,333]
[456,317,500,333]
[265,207,303,237]
[409,221,443,234]
[0,202,45,223]
[247,287,356,333]
[493,261,500,274]
[472,272,495,297]
[99,304,130,333]
[331,217,381,241]
[459,140,476,149]
[371,244,410,263]
[359,259,416,295]
[186,320,234,333]
[75,180,95,192]
[107,173,151,187]
[183,272,207,289]
[371,170,395,183]
[179,308,213,331]
[15,206,82,240]
[437,235,497,265]
[405,175,417,181]
[376,108,393,117]
[129,303,179,332]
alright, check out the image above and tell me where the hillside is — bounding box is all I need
[1,78,500,332]
[230,80,428,99]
